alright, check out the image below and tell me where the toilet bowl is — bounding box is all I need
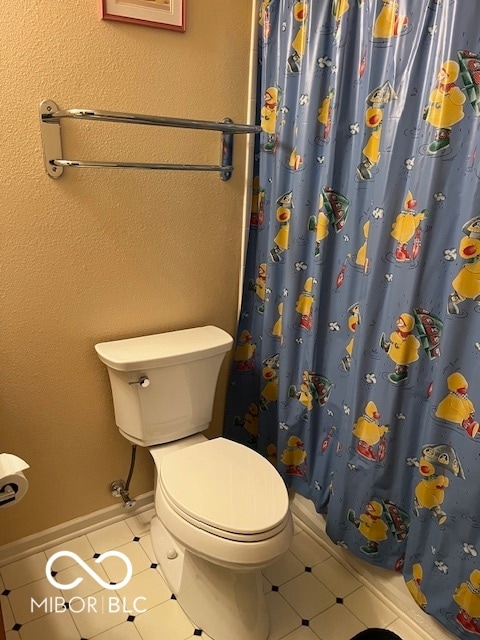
[95,326,294,640]
[150,435,293,640]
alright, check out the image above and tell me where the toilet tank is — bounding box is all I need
[95,326,233,446]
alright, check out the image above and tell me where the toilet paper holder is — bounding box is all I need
[0,453,30,508]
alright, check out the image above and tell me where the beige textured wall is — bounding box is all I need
[0,1,252,545]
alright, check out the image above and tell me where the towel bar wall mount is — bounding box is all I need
[39,100,261,181]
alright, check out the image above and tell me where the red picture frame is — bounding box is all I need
[100,0,185,32]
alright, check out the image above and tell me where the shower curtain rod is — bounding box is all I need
[39,99,261,181]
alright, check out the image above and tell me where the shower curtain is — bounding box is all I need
[224,0,480,636]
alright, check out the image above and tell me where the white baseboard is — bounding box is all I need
[0,491,154,567]
[290,492,456,640]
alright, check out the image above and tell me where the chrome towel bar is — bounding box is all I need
[39,100,261,181]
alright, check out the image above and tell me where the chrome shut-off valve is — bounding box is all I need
[110,480,137,510]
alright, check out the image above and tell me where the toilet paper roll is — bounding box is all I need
[0,453,29,508]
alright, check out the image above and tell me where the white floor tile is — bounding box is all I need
[281,626,322,640]
[344,587,397,628]
[263,575,272,594]
[115,568,172,611]
[262,550,304,586]
[280,572,337,619]
[310,603,366,640]
[55,557,110,599]
[138,535,156,563]
[17,610,81,640]
[1,594,15,631]
[312,556,362,598]
[265,591,302,640]
[87,521,135,553]
[133,599,195,640]
[290,532,331,567]
[101,541,152,583]
[0,552,47,590]
[90,620,144,640]
[185,633,213,640]
[8,577,60,625]
[45,535,95,571]
[66,588,128,638]
[0,513,444,640]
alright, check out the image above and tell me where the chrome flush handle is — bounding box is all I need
[128,376,150,388]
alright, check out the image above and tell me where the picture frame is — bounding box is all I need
[100,0,185,32]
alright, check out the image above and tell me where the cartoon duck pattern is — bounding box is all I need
[224,2,480,638]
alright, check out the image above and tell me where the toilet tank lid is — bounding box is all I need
[95,326,233,371]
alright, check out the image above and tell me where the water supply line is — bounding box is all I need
[110,444,137,510]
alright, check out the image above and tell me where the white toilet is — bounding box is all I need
[95,325,293,640]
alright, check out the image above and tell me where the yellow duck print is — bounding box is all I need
[413,443,464,524]
[331,0,359,39]
[266,443,277,466]
[414,467,449,525]
[348,500,389,555]
[280,435,307,476]
[287,2,308,73]
[289,147,303,171]
[272,302,284,344]
[423,60,465,154]
[260,366,278,409]
[332,0,349,21]
[380,313,420,384]
[315,212,330,246]
[308,193,329,257]
[454,569,480,634]
[341,302,361,372]
[391,192,427,262]
[435,372,479,438]
[352,400,388,461]
[362,106,382,168]
[289,127,304,170]
[355,220,370,271]
[291,371,314,411]
[357,82,397,180]
[243,404,259,436]
[259,0,272,40]
[406,564,427,610]
[271,191,293,262]
[250,176,265,228]
[233,330,256,372]
[318,89,334,140]
[261,86,280,151]
[233,403,259,443]
[448,216,480,315]
[271,208,291,260]
[248,262,267,313]
[296,277,316,330]
[289,372,332,409]
[373,0,408,39]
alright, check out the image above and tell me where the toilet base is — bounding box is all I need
[151,515,270,640]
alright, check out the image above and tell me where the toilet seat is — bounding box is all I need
[159,481,289,542]
[159,437,289,542]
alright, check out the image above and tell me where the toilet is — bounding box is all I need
[95,325,293,640]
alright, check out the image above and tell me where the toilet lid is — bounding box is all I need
[159,438,289,535]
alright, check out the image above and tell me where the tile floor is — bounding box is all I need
[0,511,428,640]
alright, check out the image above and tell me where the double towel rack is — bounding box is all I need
[40,100,261,181]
